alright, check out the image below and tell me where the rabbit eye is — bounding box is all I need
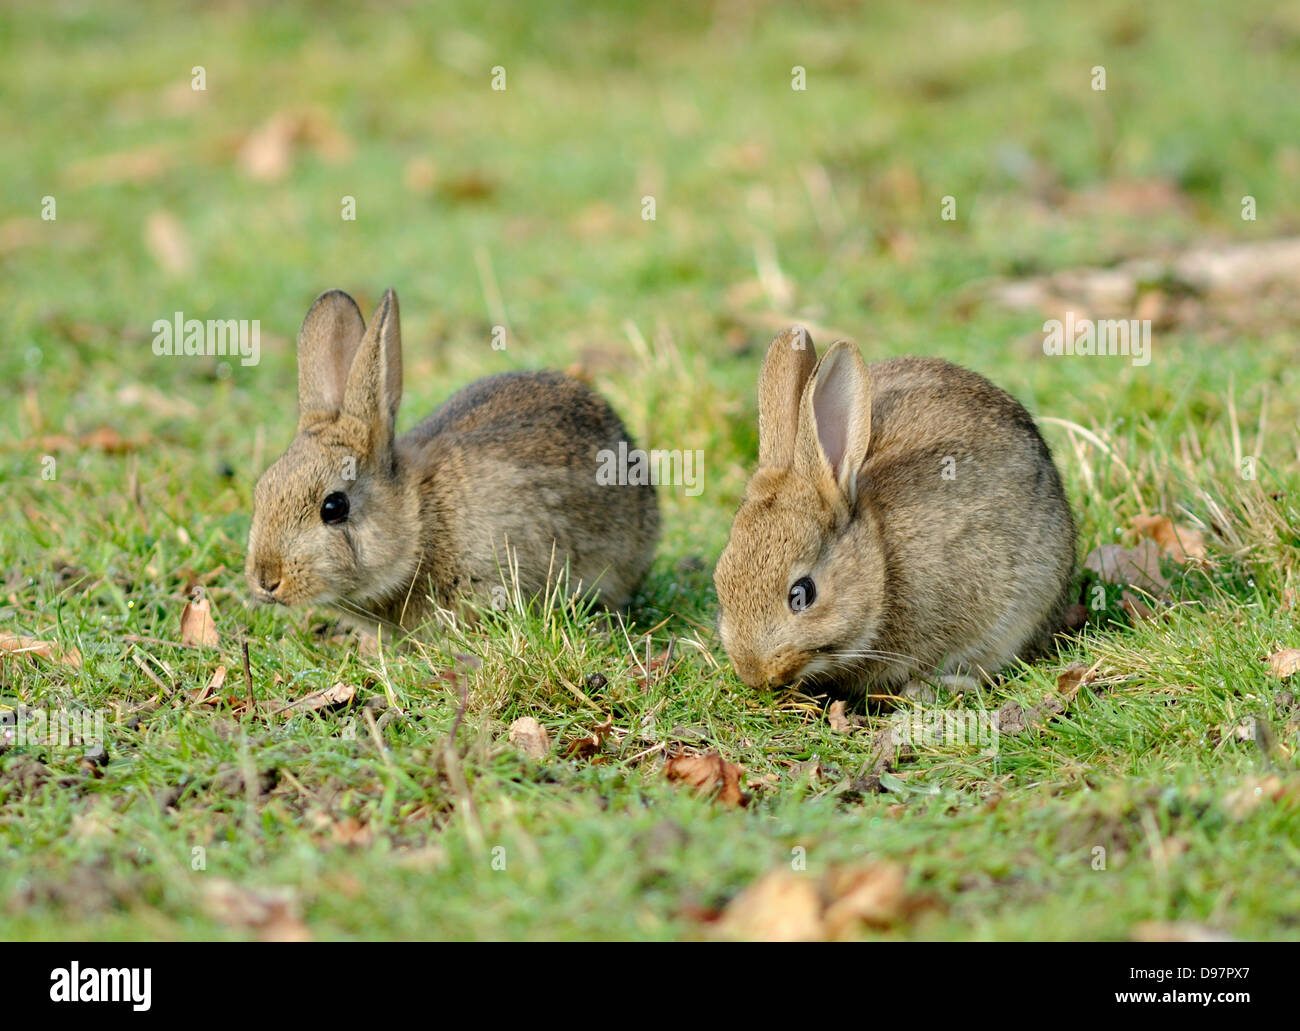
[789,577,816,612]
[320,491,350,525]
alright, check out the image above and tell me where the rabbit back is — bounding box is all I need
[397,370,659,615]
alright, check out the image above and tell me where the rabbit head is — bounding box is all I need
[245,289,422,612]
[714,327,889,691]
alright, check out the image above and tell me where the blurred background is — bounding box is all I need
[2,0,1298,577]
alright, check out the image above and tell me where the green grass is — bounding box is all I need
[1,0,1299,940]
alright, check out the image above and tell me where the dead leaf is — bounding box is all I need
[1221,774,1300,820]
[1120,591,1157,621]
[189,664,227,705]
[1131,514,1207,563]
[0,218,46,257]
[828,700,855,733]
[438,170,497,202]
[1056,661,1093,701]
[716,872,824,942]
[508,716,551,760]
[144,210,193,276]
[791,756,825,783]
[403,156,438,195]
[716,862,921,942]
[237,112,295,182]
[0,634,80,667]
[1265,649,1300,679]
[822,863,910,936]
[268,682,357,716]
[564,717,614,760]
[1083,539,1170,594]
[179,595,219,648]
[237,108,351,182]
[0,635,54,660]
[201,879,311,942]
[663,751,749,807]
[330,816,373,847]
[65,145,174,187]
[78,426,134,453]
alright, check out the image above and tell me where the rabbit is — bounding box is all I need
[246,288,659,635]
[713,326,1076,699]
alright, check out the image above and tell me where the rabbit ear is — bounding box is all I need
[757,326,817,469]
[341,288,403,449]
[797,340,873,506]
[297,290,366,426]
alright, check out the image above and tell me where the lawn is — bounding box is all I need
[1,0,1299,940]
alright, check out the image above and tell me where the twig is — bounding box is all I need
[241,639,257,715]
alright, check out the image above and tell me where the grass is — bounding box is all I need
[1,0,1299,940]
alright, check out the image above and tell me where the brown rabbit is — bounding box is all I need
[714,327,1075,698]
[246,289,658,634]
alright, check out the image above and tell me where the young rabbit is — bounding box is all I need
[246,288,658,634]
[714,327,1075,698]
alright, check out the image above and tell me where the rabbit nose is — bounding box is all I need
[253,564,282,596]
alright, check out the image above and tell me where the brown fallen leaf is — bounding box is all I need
[1131,514,1207,563]
[0,634,81,668]
[179,595,219,648]
[1083,539,1170,594]
[0,217,47,257]
[267,682,357,716]
[508,716,551,760]
[663,750,749,807]
[0,635,54,660]
[201,879,311,942]
[329,816,373,847]
[403,156,438,195]
[144,210,193,276]
[564,717,615,760]
[1221,774,1300,821]
[716,862,921,942]
[827,700,864,733]
[80,426,135,454]
[716,871,824,942]
[822,863,911,937]
[26,428,138,454]
[65,144,175,187]
[188,664,227,705]
[1056,661,1093,701]
[438,170,497,203]
[237,108,351,182]
[237,112,297,182]
[1265,648,1300,679]
[1120,590,1157,622]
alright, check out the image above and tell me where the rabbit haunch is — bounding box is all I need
[245,289,658,634]
[713,327,1075,697]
